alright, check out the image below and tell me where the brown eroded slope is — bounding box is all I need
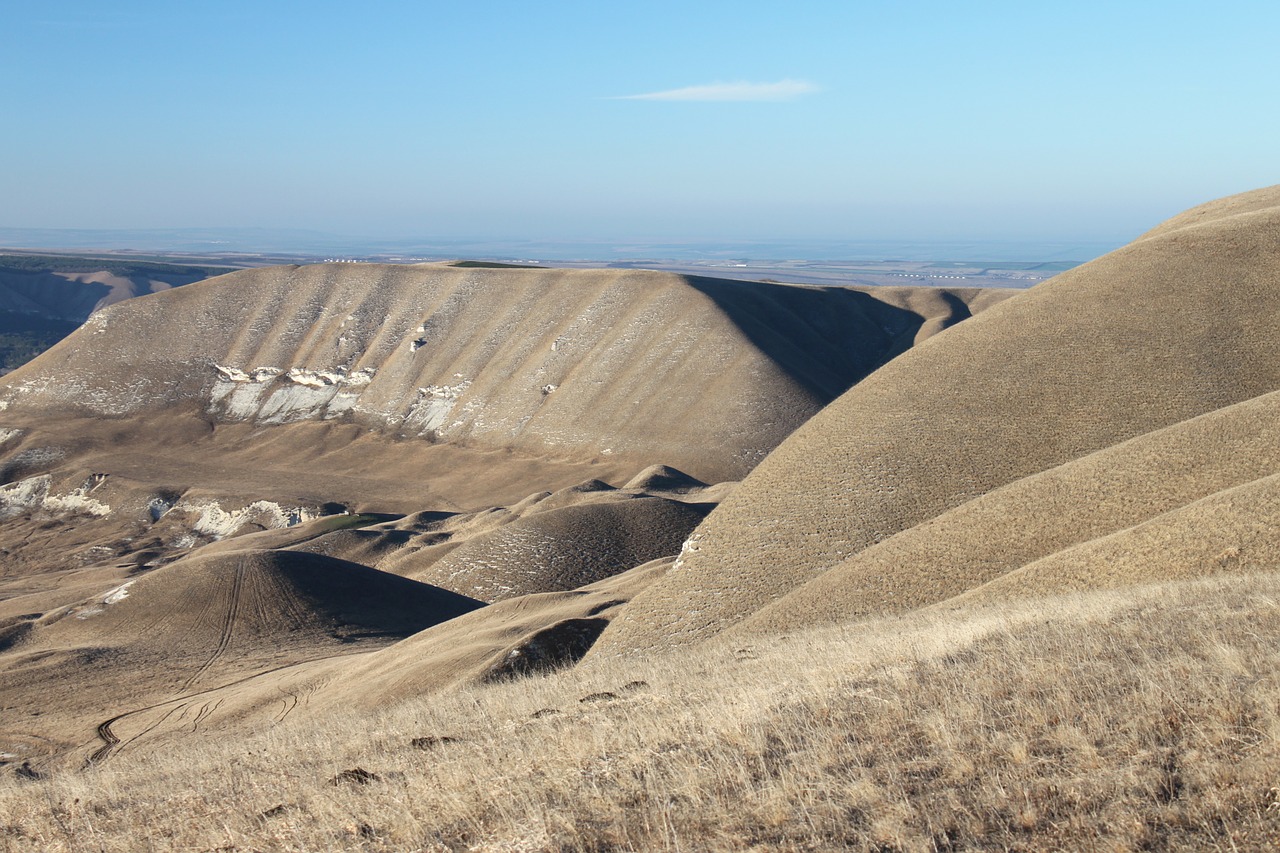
[323,468,722,599]
[0,265,1002,600]
[0,462,720,762]
[933,472,1279,609]
[0,266,998,485]
[593,184,1280,656]
[275,465,725,598]
[409,497,709,601]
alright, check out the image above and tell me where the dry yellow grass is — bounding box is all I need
[3,572,1276,851]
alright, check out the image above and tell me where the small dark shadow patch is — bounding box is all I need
[410,735,460,750]
[329,767,381,786]
[579,691,618,704]
[481,617,609,683]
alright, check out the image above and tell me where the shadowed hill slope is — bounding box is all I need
[0,265,1004,484]
[592,185,1280,656]
[0,255,225,333]
[0,264,212,323]
[45,549,484,652]
[0,266,1004,593]
[0,256,223,371]
[12,556,672,762]
[0,465,714,762]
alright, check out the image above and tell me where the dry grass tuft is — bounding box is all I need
[2,573,1278,851]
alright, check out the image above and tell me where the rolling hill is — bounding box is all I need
[0,263,1009,765]
[0,265,1003,483]
[1,188,1278,850]
[590,184,1280,657]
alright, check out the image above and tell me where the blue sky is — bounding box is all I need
[3,1,1278,246]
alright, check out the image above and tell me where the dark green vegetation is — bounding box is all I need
[0,312,78,371]
[0,254,232,278]
[448,260,542,269]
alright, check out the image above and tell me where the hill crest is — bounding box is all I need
[1,265,1004,483]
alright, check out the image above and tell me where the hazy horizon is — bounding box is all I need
[0,225,1122,264]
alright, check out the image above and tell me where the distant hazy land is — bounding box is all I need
[0,225,1123,261]
[0,225,1119,289]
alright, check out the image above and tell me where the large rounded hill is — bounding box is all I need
[593,184,1280,656]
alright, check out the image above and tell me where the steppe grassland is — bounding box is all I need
[2,572,1277,852]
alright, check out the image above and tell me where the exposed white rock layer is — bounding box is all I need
[0,474,111,520]
[174,499,321,540]
[209,364,378,424]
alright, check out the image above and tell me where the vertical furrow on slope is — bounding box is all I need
[219,267,306,369]
[519,271,633,405]
[547,280,683,434]
[278,266,347,366]
[515,275,632,397]
[337,268,427,370]
[451,274,579,438]
[0,265,1002,482]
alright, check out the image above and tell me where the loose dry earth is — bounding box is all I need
[0,187,1278,851]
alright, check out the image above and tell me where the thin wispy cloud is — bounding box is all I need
[613,79,819,102]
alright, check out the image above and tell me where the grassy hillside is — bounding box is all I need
[597,184,1280,657]
[1,572,1275,851]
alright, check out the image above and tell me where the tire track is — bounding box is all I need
[191,698,224,732]
[275,689,300,723]
[119,701,193,750]
[270,565,311,631]
[86,659,329,765]
[84,554,368,765]
[87,714,124,765]
[90,567,245,764]
[181,563,245,692]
